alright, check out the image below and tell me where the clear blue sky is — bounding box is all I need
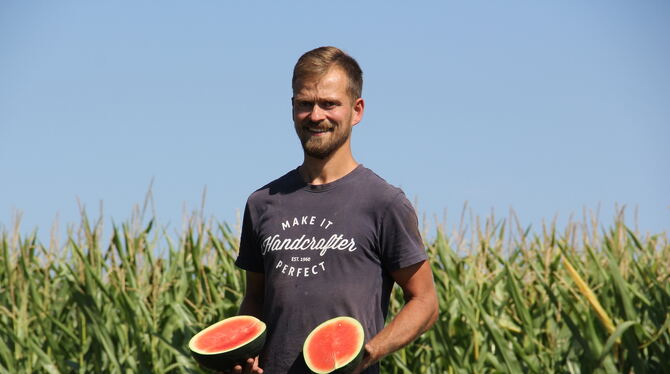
[1,1,668,241]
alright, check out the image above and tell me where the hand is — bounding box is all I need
[233,357,263,374]
[216,356,263,374]
[351,343,376,374]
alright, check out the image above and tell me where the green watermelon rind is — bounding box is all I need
[189,315,266,371]
[303,316,366,374]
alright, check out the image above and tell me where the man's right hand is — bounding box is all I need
[217,356,262,374]
[218,271,264,374]
[233,356,263,374]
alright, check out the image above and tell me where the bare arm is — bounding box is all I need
[356,260,439,372]
[232,271,265,374]
[238,271,265,318]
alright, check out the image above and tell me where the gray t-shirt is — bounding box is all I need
[235,165,427,374]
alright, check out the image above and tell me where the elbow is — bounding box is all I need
[420,290,439,334]
[427,292,439,330]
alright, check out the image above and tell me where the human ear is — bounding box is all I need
[352,98,364,126]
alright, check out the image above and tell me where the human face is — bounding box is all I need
[292,67,364,159]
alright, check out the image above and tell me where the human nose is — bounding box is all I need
[309,104,326,122]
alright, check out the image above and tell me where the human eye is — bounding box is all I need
[296,100,313,110]
[322,101,338,109]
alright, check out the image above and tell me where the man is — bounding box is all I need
[231,46,438,374]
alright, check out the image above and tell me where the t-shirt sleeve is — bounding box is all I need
[379,191,427,271]
[235,201,265,273]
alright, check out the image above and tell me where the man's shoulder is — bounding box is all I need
[246,168,303,204]
[244,165,408,207]
[354,166,408,205]
[355,165,407,211]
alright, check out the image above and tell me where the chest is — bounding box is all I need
[254,194,383,281]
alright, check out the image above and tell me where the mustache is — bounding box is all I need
[302,120,333,131]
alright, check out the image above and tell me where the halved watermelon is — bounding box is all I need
[188,315,266,371]
[303,316,365,374]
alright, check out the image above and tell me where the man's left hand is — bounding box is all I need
[351,343,376,374]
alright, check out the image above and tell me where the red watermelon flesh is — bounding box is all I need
[189,315,267,371]
[304,317,364,373]
[192,318,263,353]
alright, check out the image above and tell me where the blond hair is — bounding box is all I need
[292,46,363,101]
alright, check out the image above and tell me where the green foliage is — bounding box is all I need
[1,211,668,373]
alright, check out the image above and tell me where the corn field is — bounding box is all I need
[1,210,668,373]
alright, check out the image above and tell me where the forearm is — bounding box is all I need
[364,293,438,365]
[238,295,263,319]
[227,272,265,374]
[238,271,265,319]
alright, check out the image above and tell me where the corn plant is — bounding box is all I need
[1,209,668,373]
[384,213,670,374]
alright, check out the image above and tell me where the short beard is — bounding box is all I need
[300,126,351,159]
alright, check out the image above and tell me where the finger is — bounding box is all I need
[232,364,243,374]
[252,357,262,374]
[242,358,255,374]
[251,356,260,369]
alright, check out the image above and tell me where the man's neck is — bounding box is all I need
[299,151,358,185]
